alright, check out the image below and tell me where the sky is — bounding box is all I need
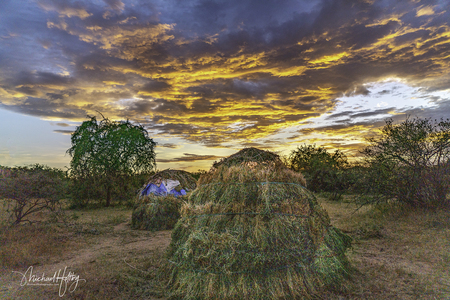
[1,0,450,172]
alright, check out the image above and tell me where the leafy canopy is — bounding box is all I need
[68,116,156,177]
[286,144,349,198]
[67,116,156,206]
[363,117,450,168]
[288,144,347,174]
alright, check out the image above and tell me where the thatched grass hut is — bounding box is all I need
[165,148,352,299]
[132,169,197,231]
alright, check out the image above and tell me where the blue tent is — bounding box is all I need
[141,182,187,197]
[138,169,197,198]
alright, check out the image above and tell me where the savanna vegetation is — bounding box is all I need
[67,115,157,208]
[1,116,449,299]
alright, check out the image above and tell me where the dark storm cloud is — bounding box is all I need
[11,71,75,87]
[377,90,391,95]
[1,0,450,151]
[103,0,125,12]
[14,86,40,97]
[0,97,86,119]
[326,107,396,120]
[139,80,171,93]
[351,108,396,119]
[399,100,450,122]
[325,111,354,119]
[161,0,318,38]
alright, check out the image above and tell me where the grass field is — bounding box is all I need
[1,196,449,299]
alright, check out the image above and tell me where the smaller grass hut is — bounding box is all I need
[165,148,352,299]
[132,169,197,231]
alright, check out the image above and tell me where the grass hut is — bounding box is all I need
[165,148,352,299]
[132,169,197,231]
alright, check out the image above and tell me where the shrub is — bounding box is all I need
[69,173,150,208]
[286,144,350,199]
[359,117,450,209]
[0,164,68,225]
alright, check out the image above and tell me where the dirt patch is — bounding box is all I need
[1,217,172,299]
[47,221,170,269]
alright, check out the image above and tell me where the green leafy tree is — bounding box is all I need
[360,117,450,208]
[287,144,349,199]
[67,115,156,207]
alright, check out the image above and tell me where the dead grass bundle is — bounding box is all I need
[132,169,197,231]
[212,147,282,169]
[165,148,352,299]
[131,194,186,231]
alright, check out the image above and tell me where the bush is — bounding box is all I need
[0,164,68,225]
[286,144,350,200]
[359,117,450,209]
[69,173,150,208]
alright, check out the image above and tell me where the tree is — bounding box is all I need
[67,115,157,207]
[360,117,450,208]
[287,144,349,199]
[0,164,68,226]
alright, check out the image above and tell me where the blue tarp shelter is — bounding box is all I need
[141,181,187,197]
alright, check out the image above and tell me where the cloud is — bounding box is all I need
[139,80,171,93]
[0,98,87,120]
[1,0,450,153]
[103,0,125,12]
[38,0,92,19]
[10,71,75,87]
[158,143,180,149]
[332,107,396,120]
[53,129,74,135]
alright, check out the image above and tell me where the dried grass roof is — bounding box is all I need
[165,150,351,299]
[212,147,282,169]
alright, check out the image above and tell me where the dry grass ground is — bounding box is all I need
[0,205,169,299]
[320,196,450,300]
[1,197,449,299]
